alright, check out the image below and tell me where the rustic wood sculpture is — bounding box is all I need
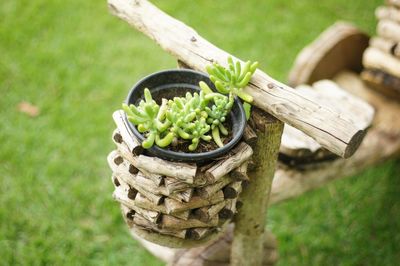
[103,1,400,265]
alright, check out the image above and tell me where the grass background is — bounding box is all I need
[1,0,399,265]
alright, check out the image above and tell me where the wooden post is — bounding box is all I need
[231,109,283,266]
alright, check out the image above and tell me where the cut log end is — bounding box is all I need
[344,129,367,158]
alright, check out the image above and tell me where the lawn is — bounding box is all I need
[1,0,399,265]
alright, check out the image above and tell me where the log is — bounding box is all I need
[363,47,400,78]
[111,130,138,165]
[112,132,166,186]
[164,191,224,214]
[160,214,218,230]
[172,188,193,203]
[120,204,135,224]
[280,125,335,165]
[243,125,258,147]
[133,214,187,239]
[288,21,369,86]
[135,193,190,220]
[168,224,279,266]
[369,37,400,58]
[112,110,143,155]
[376,6,400,24]
[185,228,211,240]
[377,20,400,43]
[107,150,120,173]
[164,177,192,193]
[279,80,374,168]
[108,0,367,158]
[136,155,196,184]
[269,71,400,204]
[223,181,242,199]
[113,186,160,223]
[229,161,249,181]
[192,201,226,223]
[205,142,253,183]
[386,0,400,9]
[218,199,237,221]
[128,223,224,248]
[116,171,164,205]
[361,68,400,101]
[231,110,284,266]
[196,175,232,199]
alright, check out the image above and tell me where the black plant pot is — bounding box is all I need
[125,69,246,163]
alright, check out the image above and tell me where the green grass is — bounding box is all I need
[1,0,398,265]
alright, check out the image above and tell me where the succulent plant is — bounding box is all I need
[122,88,173,149]
[206,57,258,103]
[206,57,258,120]
[166,90,213,151]
[199,81,234,147]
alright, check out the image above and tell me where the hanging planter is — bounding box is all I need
[107,58,259,248]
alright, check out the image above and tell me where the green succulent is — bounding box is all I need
[200,81,234,148]
[122,88,173,149]
[206,57,258,103]
[206,57,258,120]
[166,90,212,151]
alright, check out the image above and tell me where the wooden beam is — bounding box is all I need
[107,0,367,158]
[231,109,284,266]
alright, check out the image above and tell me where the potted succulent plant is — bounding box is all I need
[122,57,258,163]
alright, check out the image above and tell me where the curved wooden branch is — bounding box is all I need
[107,0,367,158]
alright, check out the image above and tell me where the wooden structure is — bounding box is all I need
[108,111,254,247]
[361,2,400,100]
[105,1,400,265]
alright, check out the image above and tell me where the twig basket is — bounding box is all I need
[107,110,256,248]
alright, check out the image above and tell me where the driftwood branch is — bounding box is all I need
[229,161,249,181]
[135,193,190,220]
[196,175,232,199]
[205,142,253,182]
[164,191,224,214]
[136,155,197,184]
[242,125,258,147]
[192,201,226,223]
[112,110,143,155]
[107,0,367,158]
